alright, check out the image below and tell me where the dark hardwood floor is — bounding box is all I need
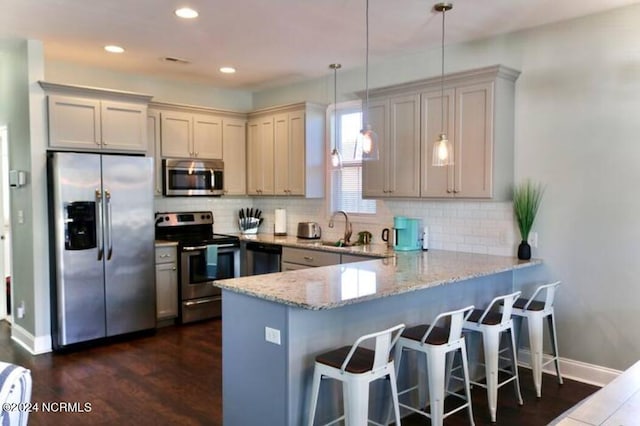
[0,319,598,425]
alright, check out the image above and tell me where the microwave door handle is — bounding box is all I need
[95,189,104,261]
[105,189,113,260]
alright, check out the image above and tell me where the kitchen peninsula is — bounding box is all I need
[215,249,540,425]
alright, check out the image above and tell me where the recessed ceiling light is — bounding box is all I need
[175,7,199,19]
[104,45,125,53]
[219,67,236,74]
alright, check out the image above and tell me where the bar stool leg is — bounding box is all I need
[482,329,500,423]
[548,313,564,385]
[426,350,446,426]
[527,312,544,398]
[308,368,322,426]
[508,328,524,405]
[460,341,475,426]
[344,377,369,425]
[388,367,402,426]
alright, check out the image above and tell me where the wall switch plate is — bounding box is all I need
[528,232,538,248]
[265,326,281,345]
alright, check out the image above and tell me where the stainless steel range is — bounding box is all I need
[155,211,240,323]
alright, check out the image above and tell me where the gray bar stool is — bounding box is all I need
[463,291,523,423]
[510,281,563,397]
[307,323,405,426]
[392,305,476,426]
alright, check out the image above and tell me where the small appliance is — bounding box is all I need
[394,216,421,251]
[162,158,224,196]
[297,222,321,239]
[382,216,422,251]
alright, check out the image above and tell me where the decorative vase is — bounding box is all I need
[517,240,531,260]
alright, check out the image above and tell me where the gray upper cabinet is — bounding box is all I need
[151,102,247,196]
[363,94,421,198]
[40,82,151,153]
[248,102,324,198]
[363,65,520,200]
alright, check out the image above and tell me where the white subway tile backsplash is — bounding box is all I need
[154,195,518,256]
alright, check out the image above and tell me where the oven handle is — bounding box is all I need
[183,243,238,251]
[184,297,219,307]
[183,245,207,251]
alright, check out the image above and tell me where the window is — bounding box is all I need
[329,102,376,215]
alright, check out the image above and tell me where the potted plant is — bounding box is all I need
[513,180,544,260]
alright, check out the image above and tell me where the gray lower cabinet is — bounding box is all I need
[281,247,341,270]
[155,244,178,321]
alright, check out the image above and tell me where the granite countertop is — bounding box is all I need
[236,233,394,257]
[215,249,541,310]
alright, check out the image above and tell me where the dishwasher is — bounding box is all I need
[244,242,282,275]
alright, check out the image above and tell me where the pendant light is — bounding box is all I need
[432,2,454,167]
[357,0,378,161]
[329,63,343,169]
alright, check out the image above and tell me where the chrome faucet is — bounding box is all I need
[328,210,352,245]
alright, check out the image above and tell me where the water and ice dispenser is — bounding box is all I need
[64,201,97,250]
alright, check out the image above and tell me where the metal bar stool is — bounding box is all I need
[463,291,523,423]
[307,323,405,426]
[511,281,563,397]
[392,305,476,426]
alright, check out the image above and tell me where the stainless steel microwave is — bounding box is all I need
[162,158,224,196]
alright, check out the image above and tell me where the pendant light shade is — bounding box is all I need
[329,63,343,169]
[360,0,378,161]
[432,2,453,167]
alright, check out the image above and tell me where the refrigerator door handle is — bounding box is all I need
[95,189,104,261]
[105,189,113,260]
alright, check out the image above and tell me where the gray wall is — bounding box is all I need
[0,39,48,343]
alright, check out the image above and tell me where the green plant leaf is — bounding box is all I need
[513,180,544,241]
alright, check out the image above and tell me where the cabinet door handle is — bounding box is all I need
[303,256,314,261]
[195,152,199,157]
[172,267,177,271]
[453,190,459,194]
[446,189,452,193]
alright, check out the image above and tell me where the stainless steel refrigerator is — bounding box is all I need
[47,152,155,349]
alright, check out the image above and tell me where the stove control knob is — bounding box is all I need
[201,214,205,220]
[206,214,211,219]
[165,216,169,222]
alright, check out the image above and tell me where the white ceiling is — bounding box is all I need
[1,0,638,91]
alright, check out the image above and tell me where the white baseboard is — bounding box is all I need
[11,323,52,354]
[518,348,621,388]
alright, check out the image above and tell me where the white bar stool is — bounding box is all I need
[463,291,523,423]
[511,281,563,398]
[307,323,405,426]
[392,305,476,426]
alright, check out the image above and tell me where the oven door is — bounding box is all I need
[181,243,240,300]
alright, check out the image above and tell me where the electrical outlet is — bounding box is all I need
[17,210,24,224]
[528,232,538,248]
[17,301,25,319]
[265,326,281,345]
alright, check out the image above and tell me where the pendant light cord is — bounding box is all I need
[334,66,338,151]
[364,0,370,128]
[440,6,446,134]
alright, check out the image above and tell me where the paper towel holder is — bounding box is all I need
[274,208,287,236]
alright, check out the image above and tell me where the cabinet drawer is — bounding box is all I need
[282,247,340,268]
[155,246,177,264]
